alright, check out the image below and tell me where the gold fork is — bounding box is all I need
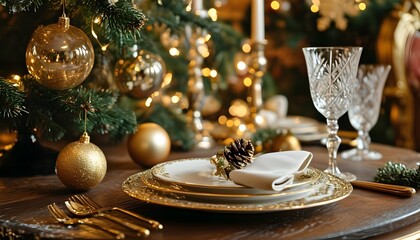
[70,195,163,230]
[65,200,150,237]
[47,203,125,239]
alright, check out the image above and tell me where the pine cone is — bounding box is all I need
[224,138,255,169]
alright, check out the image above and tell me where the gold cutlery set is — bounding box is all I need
[48,194,162,239]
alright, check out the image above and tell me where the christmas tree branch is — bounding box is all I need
[0,78,28,130]
[0,0,244,149]
[68,0,147,46]
[374,162,420,188]
[0,0,48,13]
[22,76,137,141]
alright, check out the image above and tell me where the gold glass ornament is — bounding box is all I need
[55,132,107,191]
[115,49,166,99]
[127,123,171,167]
[5,74,24,92]
[87,51,116,90]
[26,16,95,90]
[270,130,301,152]
[0,130,17,151]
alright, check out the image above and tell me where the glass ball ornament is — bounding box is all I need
[115,49,166,99]
[26,17,94,90]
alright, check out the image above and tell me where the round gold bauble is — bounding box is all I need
[0,130,17,151]
[127,123,171,167]
[115,49,166,99]
[56,132,107,191]
[26,17,94,90]
[270,130,301,152]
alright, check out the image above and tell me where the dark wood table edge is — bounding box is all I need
[321,209,420,239]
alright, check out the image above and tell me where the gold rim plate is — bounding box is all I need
[122,169,353,213]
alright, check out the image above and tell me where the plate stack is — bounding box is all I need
[122,158,352,213]
[276,116,328,142]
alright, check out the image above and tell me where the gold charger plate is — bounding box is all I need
[122,168,352,213]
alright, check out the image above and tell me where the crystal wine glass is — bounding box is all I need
[303,46,362,181]
[341,64,391,161]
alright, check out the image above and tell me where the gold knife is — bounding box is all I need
[350,180,416,198]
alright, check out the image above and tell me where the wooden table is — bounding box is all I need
[0,142,419,239]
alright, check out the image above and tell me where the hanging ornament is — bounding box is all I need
[127,123,171,167]
[87,51,117,90]
[55,107,106,191]
[5,74,25,92]
[55,132,107,191]
[0,130,17,151]
[115,49,166,99]
[25,15,94,90]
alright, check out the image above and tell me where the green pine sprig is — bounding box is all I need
[0,0,48,13]
[0,78,28,130]
[0,78,27,118]
[374,162,420,189]
[68,0,147,47]
[251,127,281,146]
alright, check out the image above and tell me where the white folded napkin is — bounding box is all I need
[228,151,313,192]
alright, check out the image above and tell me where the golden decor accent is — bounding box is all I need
[122,168,353,213]
[246,41,267,131]
[376,0,420,150]
[25,16,94,90]
[115,49,166,99]
[185,11,214,149]
[270,130,301,152]
[127,123,171,167]
[56,132,107,191]
[0,131,17,151]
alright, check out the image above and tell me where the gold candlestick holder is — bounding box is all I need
[185,21,214,149]
[247,40,267,131]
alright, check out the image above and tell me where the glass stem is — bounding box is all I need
[357,130,370,151]
[326,119,341,175]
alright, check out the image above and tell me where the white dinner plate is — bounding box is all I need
[122,169,353,213]
[276,116,321,134]
[151,158,318,194]
[143,169,318,203]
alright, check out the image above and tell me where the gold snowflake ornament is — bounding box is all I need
[312,0,363,31]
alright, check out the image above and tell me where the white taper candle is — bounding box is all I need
[192,0,203,12]
[251,0,265,42]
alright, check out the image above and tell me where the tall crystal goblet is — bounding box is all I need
[303,46,362,181]
[341,64,391,161]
